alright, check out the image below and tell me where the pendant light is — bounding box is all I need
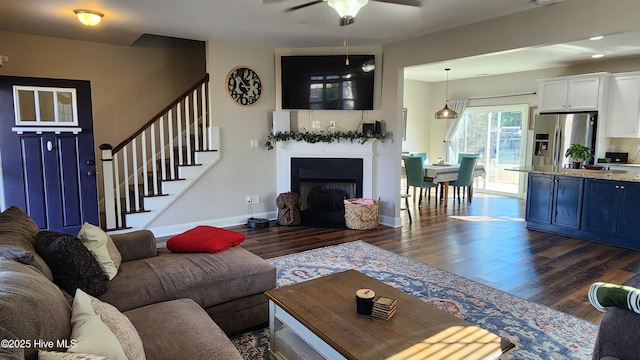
[434,68,458,120]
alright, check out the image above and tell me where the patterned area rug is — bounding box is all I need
[230,241,597,360]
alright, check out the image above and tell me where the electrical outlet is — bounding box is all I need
[329,121,336,128]
[312,121,321,129]
[245,196,252,205]
[250,139,259,148]
[251,195,260,204]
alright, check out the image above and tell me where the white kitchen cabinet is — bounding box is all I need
[538,74,606,113]
[605,72,640,138]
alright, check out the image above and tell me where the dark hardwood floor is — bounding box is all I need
[230,193,640,324]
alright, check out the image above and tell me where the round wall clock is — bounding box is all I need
[226,66,262,106]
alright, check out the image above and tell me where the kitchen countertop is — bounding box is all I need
[506,165,640,182]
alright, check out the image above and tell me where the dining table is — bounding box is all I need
[423,163,486,206]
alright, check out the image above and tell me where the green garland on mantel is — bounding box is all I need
[265,130,392,150]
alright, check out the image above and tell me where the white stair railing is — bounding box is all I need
[100,74,211,230]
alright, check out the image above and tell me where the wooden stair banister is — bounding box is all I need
[101,73,212,230]
[112,73,210,154]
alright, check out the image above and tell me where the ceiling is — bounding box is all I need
[2,0,640,82]
[0,0,555,48]
[405,30,640,82]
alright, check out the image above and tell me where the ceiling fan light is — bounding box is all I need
[74,9,104,26]
[327,0,369,18]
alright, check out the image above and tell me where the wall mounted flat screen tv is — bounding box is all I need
[281,55,375,110]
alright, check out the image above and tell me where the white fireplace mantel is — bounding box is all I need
[276,140,374,199]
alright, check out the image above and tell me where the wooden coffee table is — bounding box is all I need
[265,269,513,360]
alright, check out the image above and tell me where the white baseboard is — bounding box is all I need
[143,210,277,238]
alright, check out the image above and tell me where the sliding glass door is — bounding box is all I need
[452,104,529,197]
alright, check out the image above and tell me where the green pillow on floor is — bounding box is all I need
[589,282,640,314]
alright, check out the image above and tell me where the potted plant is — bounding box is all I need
[565,143,593,168]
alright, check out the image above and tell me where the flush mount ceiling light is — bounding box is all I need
[434,68,458,120]
[73,9,104,26]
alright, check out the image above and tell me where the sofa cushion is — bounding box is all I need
[0,206,52,280]
[36,231,108,297]
[99,247,276,312]
[0,257,71,360]
[0,325,25,360]
[166,225,245,253]
[109,230,157,262]
[77,223,121,280]
[0,244,53,281]
[124,298,243,360]
[592,307,640,360]
[70,289,145,360]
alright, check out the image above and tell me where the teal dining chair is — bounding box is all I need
[449,154,480,204]
[457,152,479,163]
[410,152,429,166]
[402,155,438,206]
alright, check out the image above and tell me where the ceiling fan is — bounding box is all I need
[266,0,421,26]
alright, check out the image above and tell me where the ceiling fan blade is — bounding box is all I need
[371,0,421,6]
[287,0,325,11]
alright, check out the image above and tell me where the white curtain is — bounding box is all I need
[442,99,469,162]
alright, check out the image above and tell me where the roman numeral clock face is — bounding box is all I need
[226,67,262,106]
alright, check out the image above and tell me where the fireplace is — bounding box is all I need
[275,140,375,227]
[291,158,363,227]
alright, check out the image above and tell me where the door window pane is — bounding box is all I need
[453,105,528,196]
[39,91,55,122]
[17,90,36,122]
[57,92,74,123]
[13,86,78,126]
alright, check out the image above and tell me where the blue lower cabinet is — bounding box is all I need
[525,174,553,224]
[525,174,582,229]
[613,182,640,242]
[527,175,640,250]
[582,179,620,236]
[553,176,583,229]
[581,179,640,247]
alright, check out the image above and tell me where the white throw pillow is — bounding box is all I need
[77,222,121,280]
[70,289,146,360]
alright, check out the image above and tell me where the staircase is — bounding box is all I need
[100,74,219,231]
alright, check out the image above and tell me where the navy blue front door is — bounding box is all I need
[0,76,98,234]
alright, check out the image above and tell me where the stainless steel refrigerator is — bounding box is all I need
[532,112,597,166]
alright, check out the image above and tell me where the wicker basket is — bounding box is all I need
[344,198,378,230]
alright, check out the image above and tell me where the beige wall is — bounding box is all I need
[402,79,433,155]
[148,39,278,231]
[0,31,206,150]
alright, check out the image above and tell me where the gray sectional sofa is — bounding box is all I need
[0,206,277,359]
